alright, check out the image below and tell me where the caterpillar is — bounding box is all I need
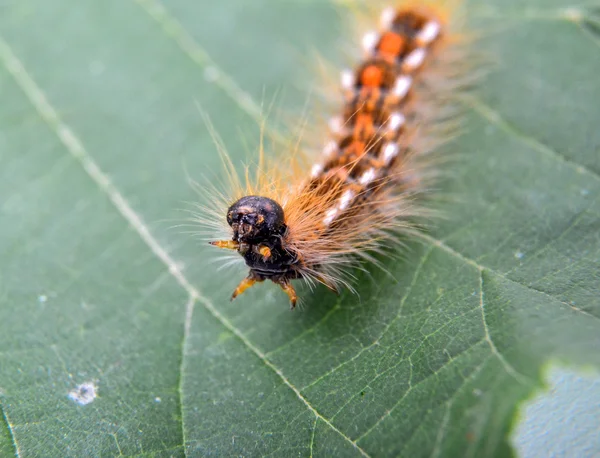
[203,0,465,309]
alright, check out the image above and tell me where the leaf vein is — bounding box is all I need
[356,341,489,444]
[578,20,600,49]
[0,401,20,458]
[462,94,600,182]
[300,246,433,392]
[309,417,318,458]
[177,295,196,458]
[415,232,600,322]
[430,399,453,458]
[330,304,482,422]
[503,201,599,278]
[398,357,489,457]
[0,35,368,458]
[132,0,285,143]
[478,271,531,385]
[266,299,342,357]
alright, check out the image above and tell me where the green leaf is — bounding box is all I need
[1,0,599,456]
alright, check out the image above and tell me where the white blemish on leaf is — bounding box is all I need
[68,382,97,405]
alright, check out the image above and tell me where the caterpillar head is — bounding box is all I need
[226,195,287,243]
[210,195,299,308]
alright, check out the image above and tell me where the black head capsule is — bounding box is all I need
[226,195,286,244]
[210,195,300,307]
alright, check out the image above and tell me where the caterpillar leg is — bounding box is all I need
[231,274,263,301]
[275,280,298,310]
[209,240,239,250]
[210,241,272,260]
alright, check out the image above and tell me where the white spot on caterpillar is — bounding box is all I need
[341,70,355,90]
[323,207,339,226]
[388,112,405,132]
[362,31,379,53]
[383,143,399,165]
[403,48,426,71]
[417,21,441,45]
[68,382,97,405]
[380,7,396,29]
[393,75,412,99]
[339,189,355,210]
[359,168,377,186]
[323,140,338,157]
[311,164,323,178]
[329,116,344,135]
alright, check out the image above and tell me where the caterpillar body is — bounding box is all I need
[205,1,464,308]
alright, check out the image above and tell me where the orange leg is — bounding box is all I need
[231,275,263,301]
[277,280,298,310]
[209,240,239,250]
[257,245,271,260]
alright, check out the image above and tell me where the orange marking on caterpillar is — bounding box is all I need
[378,32,406,59]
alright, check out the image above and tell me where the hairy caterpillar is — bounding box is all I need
[202,0,466,308]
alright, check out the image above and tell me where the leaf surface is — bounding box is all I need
[0,0,599,456]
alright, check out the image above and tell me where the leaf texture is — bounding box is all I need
[0,0,598,456]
